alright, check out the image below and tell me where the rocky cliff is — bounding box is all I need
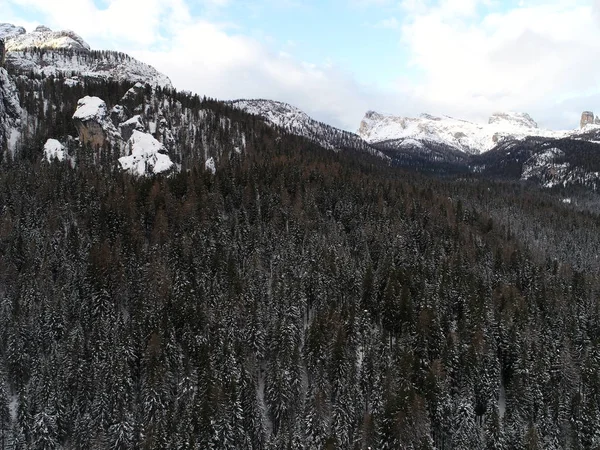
[580,111,595,128]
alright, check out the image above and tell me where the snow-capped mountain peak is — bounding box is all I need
[1,23,172,89]
[3,24,90,52]
[230,99,389,160]
[488,112,538,129]
[358,110,566,155]
[0,23,26,41]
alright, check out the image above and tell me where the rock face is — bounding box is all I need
[358,110,584,155]
[5,25,90,52]
[1,23,172,88]
[230,99,389,160]
[489,112,538,129]
[119,115,145,142]
[70,95,174,176]
[72,96,122,150]
[0,23,26,40]
[0,67,22,156]
[0,39,5,66]
[581,111,595,129]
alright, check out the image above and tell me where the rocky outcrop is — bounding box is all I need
[70,95,174,176]
[119,115,145,142]
[72,96,122,151]
[5,25,90,52]
[0,67,22,156]
[1,23,172,88]
[581,111,595,128]
[489,112,538,129]
[119,130,174,176]
[0,23,26,40]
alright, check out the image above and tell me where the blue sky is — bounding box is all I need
[5,0,600,131]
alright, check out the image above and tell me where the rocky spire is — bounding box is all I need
[581,111,595,128]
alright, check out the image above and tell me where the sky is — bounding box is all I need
[4,0,600,131]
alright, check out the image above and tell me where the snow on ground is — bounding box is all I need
[119,130,174,176]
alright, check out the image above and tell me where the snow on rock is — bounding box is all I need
[73,96,122,150]
[119,115,145,141]
[119,130,174,176]
[358,110,569,155]
[0,67,23,156]
[205,157,216,174]
[5,25,90,52]
[43,139,67,162]
[521,148,570,188]
[73,96,108,122]
[2,23,172,88]
[488,112,538,129]
[0,23,26,40]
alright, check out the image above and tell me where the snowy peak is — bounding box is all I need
[4,25,90,52]
[0,23,26,40]
[119,130,174,176]
[1,23,172,88]
[358,110,564,155]
[231,99,389,160]
[230,99,313,131]
[488,112,538,129]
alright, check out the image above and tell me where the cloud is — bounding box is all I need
[132,20,398,130]
[397,0,600,128]
[5,0,415,131]
[6,0,600,131]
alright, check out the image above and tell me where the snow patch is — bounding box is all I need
[43,139,67,162]
[205,157,216,174]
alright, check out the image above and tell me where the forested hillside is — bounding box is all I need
[2,91,600,449]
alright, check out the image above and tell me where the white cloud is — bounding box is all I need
[6,0,600,131]
[132,19,395,130]
[397,0,600,128]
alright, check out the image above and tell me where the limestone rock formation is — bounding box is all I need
[581,111,595,128]
[119,115,145,142]
[0,67,22,156]
[72,96,122,151]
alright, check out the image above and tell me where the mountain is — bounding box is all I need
[471,133,600,191]
[230,99,389,161]
[4,21,600,450]
[358,110,569,155]
[0,23,172,88]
